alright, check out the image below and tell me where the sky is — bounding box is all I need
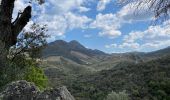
[13,0,170,53]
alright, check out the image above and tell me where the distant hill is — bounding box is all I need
[42,40,170,71]
[42,40,107,64]
[68,55,170,100]
[41,40,170,100]
[146,46,170,57]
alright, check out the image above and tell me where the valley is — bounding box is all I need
[41,40,170,100]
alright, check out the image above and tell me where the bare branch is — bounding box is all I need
[118,0,170,20]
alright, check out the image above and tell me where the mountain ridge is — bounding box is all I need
[43,40,170,65]
[42,40,107,64]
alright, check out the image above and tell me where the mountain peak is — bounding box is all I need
[69,40,86,50]
[50,40,67,45]
[69,40,79,44]
[43,40,107,64]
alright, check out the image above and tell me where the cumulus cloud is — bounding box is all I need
[13,0,92,42]
[78,6,91,12]
[12,0,170,52]
[90,13,121,38]
[35,12,92,41]
[91,1,156,39]
[13,0,154,41]
[97,0,111,11]
[124,20,170,43]
[105,20,170,52]
[42,0,89,15]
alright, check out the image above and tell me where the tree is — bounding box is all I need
[0,23,48,89]
[118,0,170,19]
[9,23,48,61]
[0,0,44,50]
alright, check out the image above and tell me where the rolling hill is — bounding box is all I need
[41,40,170,100]
[68,55,170,100]
[42,40,170,73]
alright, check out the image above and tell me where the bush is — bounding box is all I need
[105,91,129,100]
[24,65,48,90]
[0,57,48,90]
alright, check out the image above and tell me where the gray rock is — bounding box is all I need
[36,86,75,100]
[0,80,75,100]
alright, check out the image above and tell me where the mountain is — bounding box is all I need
[146,46,170,57]
[41,40,170,100]
[42,40,170,71]
[42,40,107,64]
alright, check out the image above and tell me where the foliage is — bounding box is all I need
[0,23,48,91]
[58,55,170,100]
[148,78,170,100]
[105,91,129,100]
[24,60,48,90]
[0,57,48,91]
[10,23,48,60]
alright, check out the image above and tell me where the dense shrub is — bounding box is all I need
[24,60,48,90]
[105,91,129,100]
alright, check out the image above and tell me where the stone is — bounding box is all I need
[0,80,75,100]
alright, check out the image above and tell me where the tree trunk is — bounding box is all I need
[0,0,32,50]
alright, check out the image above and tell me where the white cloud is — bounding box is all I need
[78,6,91,12]
[90,13,121,38]
[36,12,92,41]
[13,0,155,42]
[97,0,111,11]
[13,0,92,42]
[84,34,92,38]
[119,42,140,49]
[35,0,92,41]
[91,1,155,39]
[43,0,87,14]
[65,12,92,30]
[13,0,170,52]
[105,44,117,48]
[106,20,170,52]
[124,20,170,43]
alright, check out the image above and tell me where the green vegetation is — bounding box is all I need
[0,57,48,90]
[105,91,129,100]
[80,56,170,100]
[45,54,170,100]
[24,60,48,90]
[0,23,48,91]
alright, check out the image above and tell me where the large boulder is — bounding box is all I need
[0,80,75,100]
[36,86,75,100]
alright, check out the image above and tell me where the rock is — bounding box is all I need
[58,86,75,100]
[0,80,39,100]
[0,80,75,100]
[36,86,75,100]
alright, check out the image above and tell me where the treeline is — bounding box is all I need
[67,55,170,100]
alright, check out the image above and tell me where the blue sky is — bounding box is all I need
[14,0,170,53]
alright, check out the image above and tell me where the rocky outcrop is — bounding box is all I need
[0,80,75,100]
[36,86,75,100]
